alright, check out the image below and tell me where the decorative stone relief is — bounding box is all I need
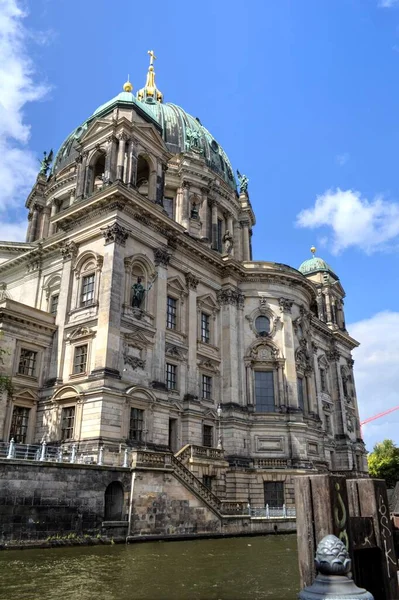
[124,356,145,370]
[185,272,199,290]
[102,223,129,246]
[154,246,171,267]
[61,240,78,261]
[165,343,187,360]
[198,359,219,373]
[250,343,279,361]
[279,297,293,313]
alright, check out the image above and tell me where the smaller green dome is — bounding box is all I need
[298,250,337,278]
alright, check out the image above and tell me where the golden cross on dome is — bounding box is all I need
[148,50,157,67]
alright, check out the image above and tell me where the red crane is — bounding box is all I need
[360,405,399,427]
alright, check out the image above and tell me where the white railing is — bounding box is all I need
[250,504,296,518]
[0,439,131,467]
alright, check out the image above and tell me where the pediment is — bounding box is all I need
[134,122,171,157]
[167,275,187,296]
[13,388,38,402]
[66,326,95,340]
[197,293,218,312]
[79,119,113,145]
[165,343,187,360]
[124,328,155,345]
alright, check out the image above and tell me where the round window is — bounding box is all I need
[255,315,270,336]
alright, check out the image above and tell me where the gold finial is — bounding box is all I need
[310,246,316,255]
[123,74,133,93]
[137,50,163,103]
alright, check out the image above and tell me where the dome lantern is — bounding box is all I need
[137,50,163,104]
[298,246,338,279]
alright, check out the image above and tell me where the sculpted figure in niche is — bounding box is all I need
[223,229,233,254]
[131,274,157,308]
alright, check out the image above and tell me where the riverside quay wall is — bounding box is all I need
[0,451,296,543]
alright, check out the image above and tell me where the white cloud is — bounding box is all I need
[296,188,399,254]
[335,153,349,166]
[0,220,26,241]
[349,311,399,451]
[378,0,399,7]
[0,0,49,239]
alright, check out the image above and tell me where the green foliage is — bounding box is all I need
[368,439,399,489]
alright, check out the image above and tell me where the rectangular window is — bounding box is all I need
[202,375,212,400]
[203,425,213,448]
[166,363,177,390]
[61,406,75,441]
[203,475,213,490]
[217,218,223,252]
[166,296,177,330]
[297,377,304,411]
[264,482,284,507]
[50,294,59,315]
[9,406,30,443]
[73,344,88,374]
[254,371,275,412]
[81,274,95,306]
[320,368,327,392]
[201,312,210,344]
[129,408,144,442]
[164,197,174,220]
[18,349,38,377]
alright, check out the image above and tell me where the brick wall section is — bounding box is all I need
[0,460,130,541]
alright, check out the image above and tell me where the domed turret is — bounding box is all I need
[298,246,337,279]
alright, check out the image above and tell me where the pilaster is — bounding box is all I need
[185,272,199,395]
[279,297,297,407]
[218,288,240,405]
[152,246,171,385]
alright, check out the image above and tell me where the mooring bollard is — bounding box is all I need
[70,444,77,463]
[123,448,129,468]
[97,446,104,466]
[6,438,15,459]
[39,440,46,461]
[298,535,374,599]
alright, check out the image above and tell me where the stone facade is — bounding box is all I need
[0,57,367,513]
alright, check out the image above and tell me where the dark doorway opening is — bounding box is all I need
[104,481,124,521]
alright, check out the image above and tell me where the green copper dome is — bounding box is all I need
[298,249,338,278]
[52,78,236,190]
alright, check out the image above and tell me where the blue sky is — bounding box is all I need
[1,0,399,449]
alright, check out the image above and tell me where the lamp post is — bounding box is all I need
[217,403,222,449]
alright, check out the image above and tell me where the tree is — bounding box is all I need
[368,439,399,489]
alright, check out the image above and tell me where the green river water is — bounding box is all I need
[0,535,299,600]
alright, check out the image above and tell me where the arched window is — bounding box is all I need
[104,481,124,521]
[92,152,106,192]
[255,315,270,336]
[136,156,150,197]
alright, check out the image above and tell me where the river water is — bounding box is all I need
[0,535,299,600]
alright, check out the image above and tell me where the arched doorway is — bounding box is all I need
[104,481,124,521]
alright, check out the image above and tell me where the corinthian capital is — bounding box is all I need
[102,223,129,246]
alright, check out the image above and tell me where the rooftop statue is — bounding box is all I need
[39,150,54,176]
[237,170,249,194]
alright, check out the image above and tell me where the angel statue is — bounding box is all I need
[39,150,54,176]
[236,170,249,194]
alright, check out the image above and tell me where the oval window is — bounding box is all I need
[255,315,270,336]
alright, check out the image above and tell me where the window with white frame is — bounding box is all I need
[167,296,177,330]
[254,370,275,412]
[80,273,95,307]
[73,344,88,375]
[201,312,210,344]
[202,374,212,400]
[61,406,75,440]
[9,406,30,443]
[18,349,38,377]
[166,363,177,390]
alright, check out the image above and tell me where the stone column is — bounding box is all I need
[185,272,199,395]
[328,348,346,436]
[241,221,250,261]
[279,298,297,408]
[156,163,167,207]
[181,181,190,229]
[91,223,129,378]
[316,289,325,322]
[199,187,209,239]
[26,213,33,242]
[218,289,240,405]
[305,367,316,413]
[152,247,171,385]
[312,344,323,417]
[48,199,61,236]
[116,133,127,181]
[324,290,332,324]
[233,220,241,260]
[127,139,137,187]
[236,293,246,405]
[211,200,218,250]
[75,153,87,199]
[226,213,234,256]
[28,204,41,242]
[51,241,78,382]
[40,206,51,239]
[84,157,92,198]
[104,135,117,184]
[277,363,286,406]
